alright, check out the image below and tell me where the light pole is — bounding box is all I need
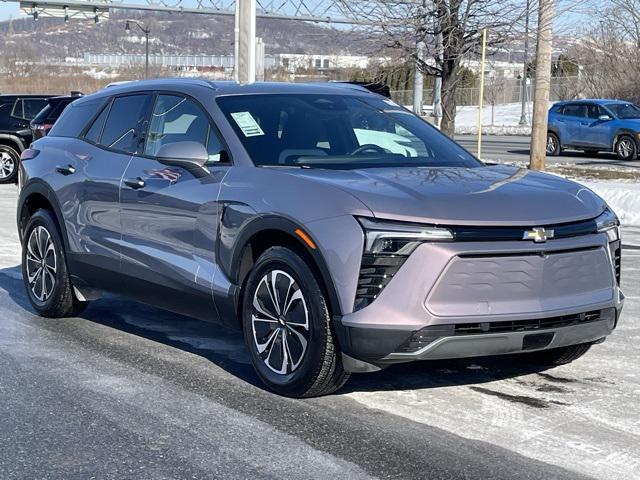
[519,0,530,125]
[125,20,150,80]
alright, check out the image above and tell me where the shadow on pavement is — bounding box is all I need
[0,264,551,395]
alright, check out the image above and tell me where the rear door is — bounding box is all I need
[558,103,586,146]
[119,92,230,320]
[57,93,153,287]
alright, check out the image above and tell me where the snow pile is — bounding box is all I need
[582,180,640,227]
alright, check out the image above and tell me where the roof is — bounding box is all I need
[553,99,632,106]
[90,78,376,99]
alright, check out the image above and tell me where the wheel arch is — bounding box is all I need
[612,129,638,150]
[220,213,343,330]
[0,134,26,153]
[17,180,69,251]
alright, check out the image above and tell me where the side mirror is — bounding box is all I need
[598,114,612,121]
[156,141,209,167]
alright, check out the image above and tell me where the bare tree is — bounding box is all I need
[338,0,524,136]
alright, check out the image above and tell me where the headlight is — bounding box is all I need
[596,208,620,242]
[358,217,453,255]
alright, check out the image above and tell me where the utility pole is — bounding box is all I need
[433,30,443,127]
[413,40,425,116]
[519,0,530,125]
[476,28,488,159]
[529,0,554,171]
[235,0,256,84]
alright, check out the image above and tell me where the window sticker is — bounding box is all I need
[230,111,265,137]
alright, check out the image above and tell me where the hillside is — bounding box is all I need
[0,10,376,60]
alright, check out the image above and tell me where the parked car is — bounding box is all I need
[0,94,52,184]
[547,99,640,160]
[17,79,624,397]
[30,92,83,141]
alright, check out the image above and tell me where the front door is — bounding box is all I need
[119,93,230,321]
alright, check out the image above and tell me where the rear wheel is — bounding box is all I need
[22,210,87,317]
[615,135,637,161]
[0,145,19,184]
[520,343,592,367]
[546,132,561,156]
[242,246,349,397]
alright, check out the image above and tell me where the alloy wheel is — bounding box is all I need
[618,138,634,159]
[0,152,15,180]
[25,226,57,302]
[251,270,310,375]
[546,135,557,154]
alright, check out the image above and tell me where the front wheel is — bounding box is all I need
[242,246,349,397]
[546,132,561,156]
[0,145,20,184]
[615,135,637,161]
[22,210,88,317]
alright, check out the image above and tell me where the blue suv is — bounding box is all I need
[547,99,640,160]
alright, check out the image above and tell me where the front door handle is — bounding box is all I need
[124,177,146,190]
[55,164,76,175]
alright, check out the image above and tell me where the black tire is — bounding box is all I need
[242,246,349,398]
[0,144,20,184]
[21,209,87,318]
[521,342,592,367]
[546,132,561,156]
[615,135,637,161]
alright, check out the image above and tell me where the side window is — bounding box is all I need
[145,94,226,163]
[23,99,48,120]
[100,94,149,153]
[562,104,586,118]
[49,98,107,138]
[84,102,110,144]
[586,104,605,119]
[10,100,23,119]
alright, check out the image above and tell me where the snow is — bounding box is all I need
[582,180,640,229]
[455,102,533,135]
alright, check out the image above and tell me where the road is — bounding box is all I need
[456,134,640,169]
[0,184,639,480]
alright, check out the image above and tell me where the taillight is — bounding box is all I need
[21,148,39,161]
[35,124,53,131]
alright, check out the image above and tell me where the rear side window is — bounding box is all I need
[23,99,48,120]
[561,104,586,118]
[84,103,109,144]
[99,94,150,153]
[47,99,74,121]
[49,98,106,138]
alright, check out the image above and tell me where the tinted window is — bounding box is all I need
[562,104,586,118]
[217,94,480,169]
[84,102,110,144]
[49,98,106,138]
[605,103,640,119]
[145,94,225,162]
[586,104,606,119]
[10,100,23,119]
[47,98,75,121]
[100,94,149,153]
[23,99,48,120]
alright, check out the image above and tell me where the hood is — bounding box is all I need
[287,165,606,226]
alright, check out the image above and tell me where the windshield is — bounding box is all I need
[216,94,481,169]
[606,103,640,119]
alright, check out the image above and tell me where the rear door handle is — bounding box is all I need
[124,177,146,190]
[55,164,76,175]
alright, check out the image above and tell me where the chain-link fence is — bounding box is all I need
[391,76,580,108]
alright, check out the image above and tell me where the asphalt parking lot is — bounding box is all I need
[0,183,638,479]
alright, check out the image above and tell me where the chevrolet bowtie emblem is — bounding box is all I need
[523,227,554,243]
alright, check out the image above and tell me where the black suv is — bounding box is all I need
[30,93,83,141]
[0,94,51,184]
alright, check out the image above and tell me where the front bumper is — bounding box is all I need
[336,233,624,368]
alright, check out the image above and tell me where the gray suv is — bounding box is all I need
[17,79,624,397]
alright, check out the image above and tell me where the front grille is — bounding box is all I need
[609,240,621,285]
[450,217,599,242]
[354,254,406,311]
[454,310,602,335]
